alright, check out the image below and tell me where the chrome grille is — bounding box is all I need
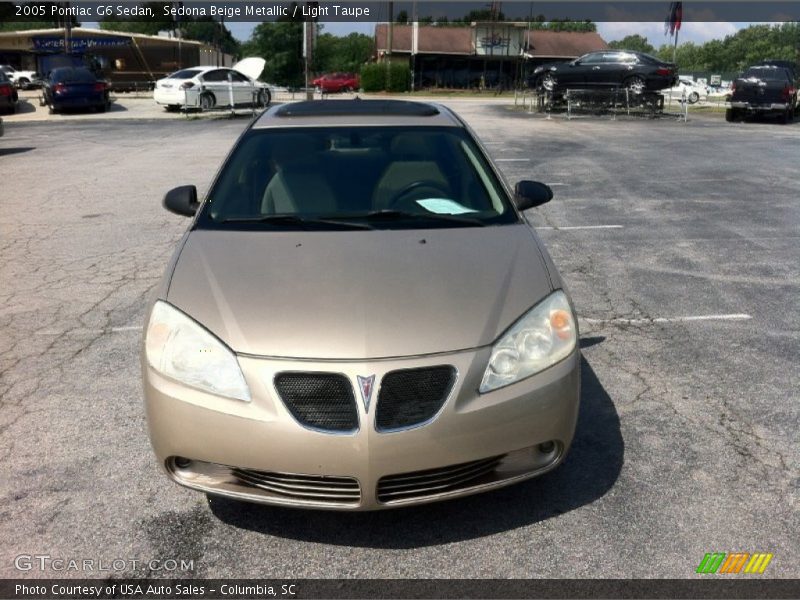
[377,455,504,503]
[274,372,358,432]
[375,365,456,431]
[232,468,360,504]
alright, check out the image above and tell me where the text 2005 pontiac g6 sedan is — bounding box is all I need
[142,100,580,510]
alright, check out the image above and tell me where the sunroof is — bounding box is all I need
[275,100,440,118]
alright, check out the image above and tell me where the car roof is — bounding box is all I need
[252,100,463,129]
[170,66,221,76]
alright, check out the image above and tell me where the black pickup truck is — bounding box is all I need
[726,64,798,123]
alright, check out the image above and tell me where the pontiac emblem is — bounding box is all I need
[357,375,376,412]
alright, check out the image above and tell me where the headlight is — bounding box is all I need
[480,290,577,393]
[145,300,251,401]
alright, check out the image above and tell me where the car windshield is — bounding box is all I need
[200,126,519,230]
[168,69,202,79]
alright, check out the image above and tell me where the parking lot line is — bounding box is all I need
[34,325,142,336]
[581,313,752,326]
[537,225,624,230]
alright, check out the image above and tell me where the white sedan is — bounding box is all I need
[661,78,708,104]
[153,58,271,112]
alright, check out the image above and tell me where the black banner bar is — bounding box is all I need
[2,579,800,600]
[4,1,800,23]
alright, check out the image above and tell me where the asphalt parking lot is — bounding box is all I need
[1,101,798,579]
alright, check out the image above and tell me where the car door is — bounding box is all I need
[619,53,645,86]
[570,53,604,87]
[228,69,255,104]
[200,69,229,106]
[589,52,633,87]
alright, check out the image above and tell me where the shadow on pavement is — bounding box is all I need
[12,99,37,115]
[579,335,605,350]
[209,354,623,548]
[0,147,36,156]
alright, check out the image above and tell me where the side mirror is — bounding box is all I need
[514,180,553,211]
[163,185,200,217]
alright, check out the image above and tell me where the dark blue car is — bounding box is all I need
[41,67,110,114]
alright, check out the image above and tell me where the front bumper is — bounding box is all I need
[143,347,581,510]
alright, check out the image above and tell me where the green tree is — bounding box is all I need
[454,8,506,23]
[608,34,656,54]
[240,17,304,87]
[529,19,595,32]
[314,31,373,74]
[656,22,800,72]
[180,19,239,55]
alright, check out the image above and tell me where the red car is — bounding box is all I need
[0,70,19,114]
[312,72,359,93]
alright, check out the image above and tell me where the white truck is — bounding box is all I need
[0,65,39,89]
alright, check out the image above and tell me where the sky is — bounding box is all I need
[225,20,758,48]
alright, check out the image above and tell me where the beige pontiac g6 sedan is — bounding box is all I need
[142,100,580,510]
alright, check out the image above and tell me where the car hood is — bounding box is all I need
[166,225,554,359]
[233,57,266,81]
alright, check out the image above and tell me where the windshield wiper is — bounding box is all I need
[218,214,371,230]
[326,209,487,227]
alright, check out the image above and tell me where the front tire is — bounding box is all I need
[688,91,699,104]
[725,108,738,122]
[539,72,557,93]
[17,77,30,89]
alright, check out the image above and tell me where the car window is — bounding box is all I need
[230,71,250,83]
[610,53,638,64]
[201,126,518,229]
[579,53,605,65]
[743,67,788,81]
[202,69,230,82]
[0,72,8,83]
[168,69,202,79]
